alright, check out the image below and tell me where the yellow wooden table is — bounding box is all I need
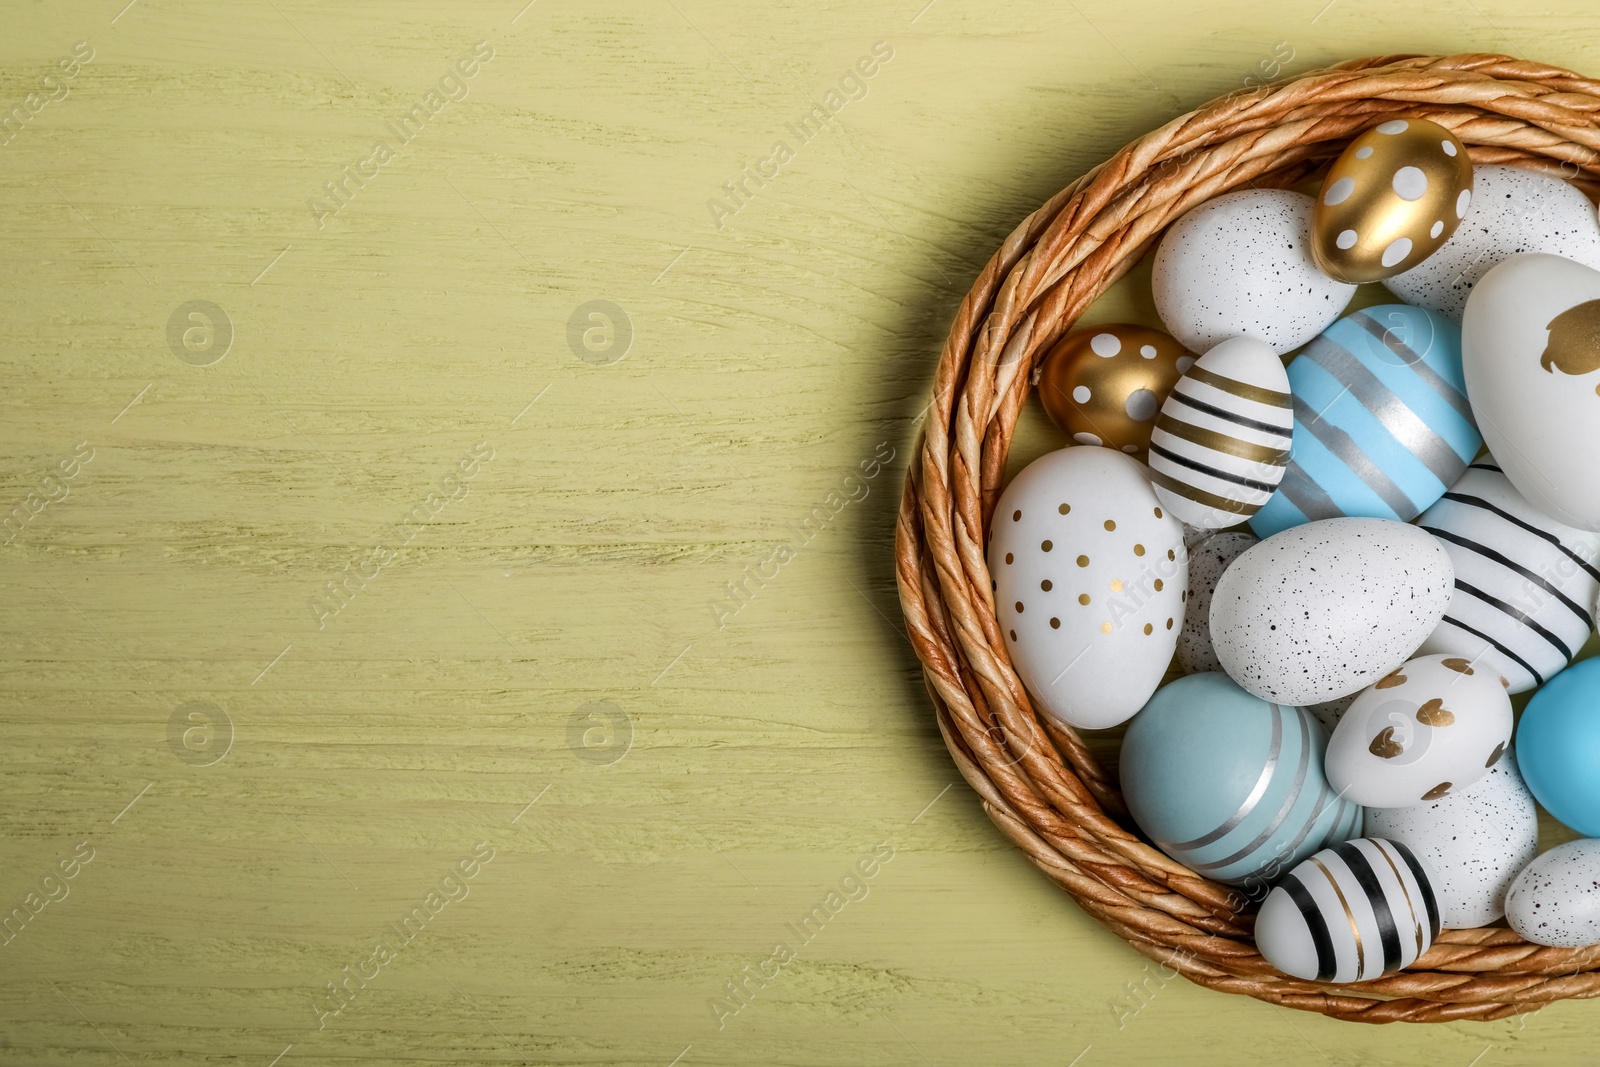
[4,1,1597,1063]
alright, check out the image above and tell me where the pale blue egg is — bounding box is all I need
[1518,658,1600,837]
[1251,304,1480,538]
[1120,672,1364,888]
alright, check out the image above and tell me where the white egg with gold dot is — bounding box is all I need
[988,447,1187,729]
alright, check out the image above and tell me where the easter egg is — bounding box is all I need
[1120,673,1363,888]
[987,447,1187,730]
[1416,460,1600,693]
[1311,118,1472,283]
[1211,517,1454,705]
[1255,838,1439,982]
[1036,325,1193,455]
[1366,746,1538,928]
[1325,654,1513,809]
[1516,657,1600,837]
[1152,189,1356,355]
[1148,337,1292,529]
[1249,304,1478,539]
[1505,839,1600,947]
[1176,530,1257,675]
[1462,252,1600,531]
[1386,165,1600,321]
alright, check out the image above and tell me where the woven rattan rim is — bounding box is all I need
[893,52,1600,1023]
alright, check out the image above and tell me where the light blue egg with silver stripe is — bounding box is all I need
[1250,304,1479,539]
[1120,672,1363,889]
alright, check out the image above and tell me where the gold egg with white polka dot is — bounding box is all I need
[1037,324,1193,457]
[1312,117,1472,284]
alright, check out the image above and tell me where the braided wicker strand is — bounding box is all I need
[894,53,1600,1023]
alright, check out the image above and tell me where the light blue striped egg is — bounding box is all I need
[1250,305,1480,539]
[1120,672,1364,889]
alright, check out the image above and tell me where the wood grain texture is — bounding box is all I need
[1,0,1597,1062]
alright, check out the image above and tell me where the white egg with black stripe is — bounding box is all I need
[1148,336,1293,530]
[1417,460,1600,693]
[1256,838,1440,983]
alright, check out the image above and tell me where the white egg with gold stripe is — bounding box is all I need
[1148,336,1293,530]
[1256,838,1440,983]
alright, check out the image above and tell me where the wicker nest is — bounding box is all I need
[894,52,1600,1023]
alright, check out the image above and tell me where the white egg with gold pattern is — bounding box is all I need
[988,447,1187,730]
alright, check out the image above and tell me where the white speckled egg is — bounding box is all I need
[1385,165,1600,321]
[1177,530,1257,675]
[1417,460,1600,692]
[988,446,1187,730]
[1153,189,1357,355]
[1326,654,1514,809]
[1255,838,1439,982]
[1148,336,1293,529]
[1210,517,1454,705]
[1462,252,1600,532]
[1506,839,1600,947]
[1365,746,1538,928]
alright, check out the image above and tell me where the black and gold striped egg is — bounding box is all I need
[1256,838,1440,983]
[1148,336,1293,530]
